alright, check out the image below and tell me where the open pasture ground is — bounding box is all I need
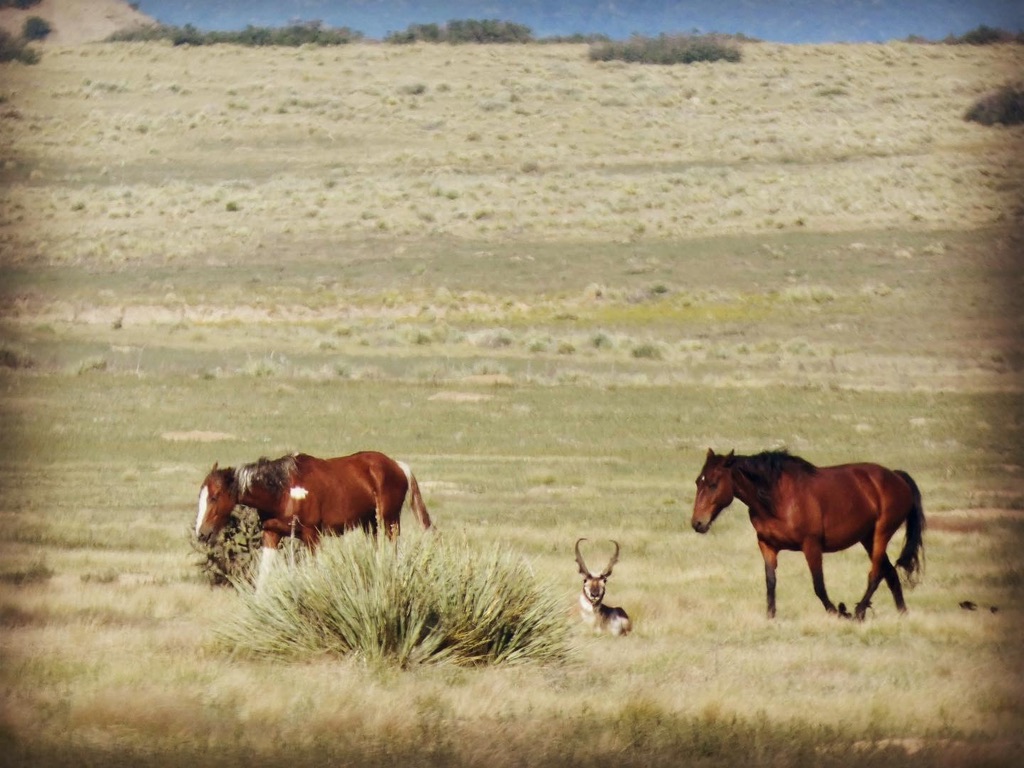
[1,38,1023,766]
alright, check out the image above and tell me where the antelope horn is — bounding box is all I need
[574,538,591,575]
[602,540,620,578]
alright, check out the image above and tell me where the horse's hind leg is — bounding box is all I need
[861,542,906,613]
[880,556,906,613]
[855,531,896,620]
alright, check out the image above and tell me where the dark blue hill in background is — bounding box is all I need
[133,0,1023,44]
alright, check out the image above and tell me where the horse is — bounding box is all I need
[691,448,925,620]
[196,451,432,587]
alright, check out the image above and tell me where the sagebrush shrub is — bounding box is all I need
[190,505,262,586]
[22,16,51,41]
[944,25,1022,45]
[0,28,39,63]
[965,82,1024,126]
[589,34,742,65]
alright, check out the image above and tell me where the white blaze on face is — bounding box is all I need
[289,486,308,500]
[196,486,209,537]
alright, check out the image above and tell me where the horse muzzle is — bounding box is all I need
[692,519,711,534]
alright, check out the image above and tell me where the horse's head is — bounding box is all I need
[691,448,736,534]
[196,463,239,540]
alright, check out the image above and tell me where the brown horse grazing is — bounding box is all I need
[196,451,432,587]
[691,449,925,620]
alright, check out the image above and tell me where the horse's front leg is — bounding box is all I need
[757,540,779,619]
[802,539,837,615]
[256,529,282,592]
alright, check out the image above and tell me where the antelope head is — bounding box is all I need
[575,537,619,606]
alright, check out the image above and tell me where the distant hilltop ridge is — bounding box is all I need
[0,0,155,46]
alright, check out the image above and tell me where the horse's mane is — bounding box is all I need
[736,450,817,515]
[235,454,298,496]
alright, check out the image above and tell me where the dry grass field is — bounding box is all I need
[0,29,1023,768]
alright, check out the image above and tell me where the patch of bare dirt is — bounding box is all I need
[459,374,515,387]
[928,508,1023,534]
[160,430,236,443]
[428,391,494,403]
[0,0,155,46]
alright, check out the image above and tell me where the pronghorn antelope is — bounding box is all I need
[575,538,632,636]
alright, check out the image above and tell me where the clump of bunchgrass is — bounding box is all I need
[0,559,53,585]
[70,356,108,375]
[0,343,34,369]
[631,342,664,360]
[215,531,570,667]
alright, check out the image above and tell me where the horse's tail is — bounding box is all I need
[398,461,433,530]
[894,470,925,586]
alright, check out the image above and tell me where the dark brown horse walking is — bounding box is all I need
[196,451,432,587]
[691,449,924,620]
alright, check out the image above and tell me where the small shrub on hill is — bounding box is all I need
[589,33,743,65]
[0,28,39,63]
[944,25,1023,45]
[965,82,1024,126]
[106,21,362,47]
[0,0,42,9]
[386,18,533,44]
[541,33,611,44]
[21,15,50,41]
[386,22,444,44]
[103,24,171,43]
[216,532,570,667]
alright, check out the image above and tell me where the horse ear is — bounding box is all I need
[724,450,736,466]
[706,447,715,459]
[211,462,219,472]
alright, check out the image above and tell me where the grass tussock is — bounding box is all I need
[0,559,53,585]
[216,532,570,668]
[0,343,35,369]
